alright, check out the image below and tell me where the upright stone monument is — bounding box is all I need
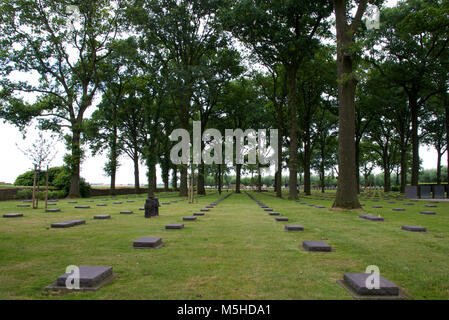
[405,186,418,199]
[419,186,431,199]
[432,185,445,199]
[144,195,160,218]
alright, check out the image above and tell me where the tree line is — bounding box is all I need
[0,1,448,208]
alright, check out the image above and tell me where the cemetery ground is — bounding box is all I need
[0,190,448,299]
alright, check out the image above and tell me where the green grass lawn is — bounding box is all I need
[0,190,448,299]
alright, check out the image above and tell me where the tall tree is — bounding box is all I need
[222,0,333,200]
[0,0,123,197]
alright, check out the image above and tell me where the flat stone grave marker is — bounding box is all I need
[94,215,111,219]
[303,241,332,252]
[75,206,90,209]
[425,204,437,208]
[264,208,273,211]
[300,202,307,205]
[46,266,115,291]
[372,206,382,208]
[46,208,61,213]
[47,203,56,206]
[23,200,33,203]
[403,203,414,206]
[68,201,77,204]
[86,200,94,202]
[139,207,145,210]
[132,237,164,249]
[165,223,184,230]
[392,208,405,211]
[268,212,280,216]
[405,186,418,199]
[183,216,197,221]
[113,202,122,204]
[206,205,214,208]
[3,213,24,218]
[314,205,325,209]
[194,212,205,216]
[162,202,170,205]
[96,204,107,206]
[340,273,400,298]
[402,225,426,232]
[126,200,134,203]
[419,186,432,199]
[120,211,134,214]
[275,217,289,222]
[420,211,436,215]
[200,209,210,212]
[51,221,76,228]
[433,185,445,199]
[359,214,384,222]
[17,204,30,207]
[284,225,304,232]
[387,201,395,204]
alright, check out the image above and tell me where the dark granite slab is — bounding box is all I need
[183,216,197,221]
[419,186,431,199]
[133,237,164,249]
[359,214,384,221]
[94,215,111,219]
[275,217,289,221]
[420,211,436,215]
[284,225,304,232]
[303,241,332,252]
[343,273,399,296]
[3,213,23,218]
[165,223,184,230]
[194,212,205,216]
[56,266,113,288]
[120,211,134,214]
[405,186,418,199]
[268,212,280,216]
[402,225,426,232]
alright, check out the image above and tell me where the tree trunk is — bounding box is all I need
[236,163,242,193]
[333,0,361,209]
[147,165,156,196]
[275,100,283,198]
[437,150,442,185]
[133,152,140,194]
[218,164,222,194]
[68,127,81,197]
[286,64,299,200]
[198,163,206,195]
[172,166,178,191]
[355,138,360,193]
[446,100,449,184]
[304,137,311,195]
[410,94,419,186]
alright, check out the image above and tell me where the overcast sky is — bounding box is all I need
[3,0,441,186]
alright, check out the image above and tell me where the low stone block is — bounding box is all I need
[264,208,273,211]
[359,214,384,221]
[268,212,280,216]
[372,206,382,208]
[275,217,289,221]
[67,220,86,226]
[314,205,325,209]
[120,211,134,214]
[165,223,184,230]
[96,204,107,207]
[113,202,122,204]
[425,204,437,208]
[420,211,436,215]
[46,209,61,213]
[126,200,134,203]
[162,202,170,205]
[75,206,90,209]
[392,208,405,211]
[51,221,76,228]
[402,225,426,232]
[284,225,304,232]
[343,273,399,296]
[94,215,111,219]
[3,213,23,218]
[55,266,113,289]
[183,216,197,221]
[17,204,30,208]
[194,212,205,216]
[303,241,332,252]
[200,209,210,212]
[133,237,164,249]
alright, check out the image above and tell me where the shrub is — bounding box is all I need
[53,167,91,198]
[15,189,33,200]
